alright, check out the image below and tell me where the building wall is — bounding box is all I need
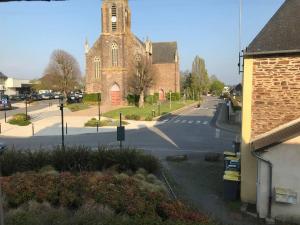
[153,63,180,94]
[257,135,300,223]
[241,57,257,203]
[251,54,300,138]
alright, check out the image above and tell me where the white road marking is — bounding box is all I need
[215,128,221,139]
[162,119,169,123]
[148,126,179,149]
[188,121,193,124]
[181,120,187,123]
[203,121,208,125]
[196,121,201,124]
[174,120,180,123]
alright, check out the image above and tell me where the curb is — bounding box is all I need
[215,103,241,133]
[153,102,199,121]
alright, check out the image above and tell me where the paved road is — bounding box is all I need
[0,99,59,120]
[0,97,237,157]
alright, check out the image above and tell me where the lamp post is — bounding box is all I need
[25,98,28,120]
[169,91,172,109]
[59,97,65,150]
[97,93,101,121]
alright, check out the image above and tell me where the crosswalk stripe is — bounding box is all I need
[203,121,208,125]
[196,121,201,124]
[181,120,186,123]
[162,119,169,123]
[174,120,180,123]
[188,121,193,124]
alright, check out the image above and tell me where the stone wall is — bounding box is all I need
[251,54,300,138]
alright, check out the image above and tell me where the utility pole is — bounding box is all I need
[59,97,65,150]
[169,91,172,109]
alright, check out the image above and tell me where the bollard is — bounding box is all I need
[66,122,68,135]
[32,123,34,136]
[4,111,6,123]
[96,122,99,133]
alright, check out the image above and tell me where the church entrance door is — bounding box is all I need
[110,83,121,106]
[159,89,165,101]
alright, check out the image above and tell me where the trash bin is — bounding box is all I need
[224,151,236,158]
[223,174,240,201]
[224,156,240,171]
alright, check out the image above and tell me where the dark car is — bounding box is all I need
[0,95,12,110]
[67,94,82,104]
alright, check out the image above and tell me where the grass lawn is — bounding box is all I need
[66,103,90,112]
[103,100,196,120]
[8,113,31,126]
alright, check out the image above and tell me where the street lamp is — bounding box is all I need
[59,97,65,150]
[25,97,28,120]
[97,93,101,121]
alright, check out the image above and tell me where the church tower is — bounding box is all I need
[101,0,131,34]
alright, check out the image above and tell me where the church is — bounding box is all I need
[85,0,180,106]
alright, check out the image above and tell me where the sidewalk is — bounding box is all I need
[215,102,241,134]
[0,104,165,137]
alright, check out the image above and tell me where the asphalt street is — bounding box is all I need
[0,99,59,120]
[0,97,236,156]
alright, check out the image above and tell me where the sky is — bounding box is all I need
[0,0,284,85]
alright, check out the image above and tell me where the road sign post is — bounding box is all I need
[117,113,125,149]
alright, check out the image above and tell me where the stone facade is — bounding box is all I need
[251,54,300,138]
[85,0,180,105]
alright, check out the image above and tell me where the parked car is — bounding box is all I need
[41,93,51,100]
[53,92,62,99]
[9,95,21,101]
[67,93,82,104]
[0,95,12,110]
[30,93,43,101]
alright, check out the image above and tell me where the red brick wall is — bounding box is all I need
[153,63,180,94]
[251,54,300,138]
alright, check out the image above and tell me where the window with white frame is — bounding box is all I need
[111,42,118,67]
[94,57,101,79]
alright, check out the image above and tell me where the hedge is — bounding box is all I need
[166,92,180,101]
[83,93,101,102]
[145,94,159,104]
[1,172,210,224]
[127,94,139,105]
[0,146,160,176]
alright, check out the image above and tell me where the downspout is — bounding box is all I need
[251,143,273,219]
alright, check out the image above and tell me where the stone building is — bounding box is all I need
[85,0,180,105]
[240,0,300,222]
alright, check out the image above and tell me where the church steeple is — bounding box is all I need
[101,0,131,34]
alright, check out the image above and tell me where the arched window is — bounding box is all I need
[111,4,117,31]
[111,42,118,67]
[94,57,101,79]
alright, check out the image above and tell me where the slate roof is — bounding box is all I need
[245,0,300,56]
[251,118,300,151]
[152,42,177,64]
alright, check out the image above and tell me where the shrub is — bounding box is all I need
[127,94,139,105]
[84,119,129,127]
[8,113,31,126]
[166,92,180,101]
[83,93,100,102]
[125,114,141,120]
[0,146,160,176]
[145,116,153,121]
[145,95,159,104]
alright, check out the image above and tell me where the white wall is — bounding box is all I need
[257,135,300,224]
[5,78,30,88]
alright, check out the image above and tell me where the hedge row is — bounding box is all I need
[1,172,210,224]
[166,92,181,101]
[0,146,160,176]
[83,93,101,102]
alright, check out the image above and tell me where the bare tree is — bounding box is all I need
[42,49,81,96]
[128,55,157,108]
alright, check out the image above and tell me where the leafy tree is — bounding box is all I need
[42,50,81,96]
[127,55,157,108]
[192,56,210,94]
[209,75,225,96]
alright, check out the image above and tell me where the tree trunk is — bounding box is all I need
[139,91,144,108]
